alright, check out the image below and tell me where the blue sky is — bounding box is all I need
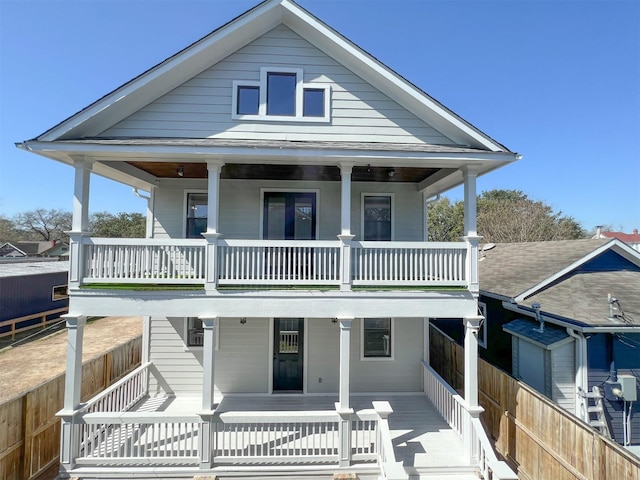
[1,0,639,232]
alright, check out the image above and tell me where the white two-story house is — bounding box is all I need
[18,1,520,479]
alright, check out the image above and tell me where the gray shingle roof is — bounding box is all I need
[480,239,640,327]
[57,138,492,155]
[503,318,570,347]
[479,239,610,298]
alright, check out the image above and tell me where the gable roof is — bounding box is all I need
[0,243,27,258]
[26,0,513,154]
[480,239,640,327]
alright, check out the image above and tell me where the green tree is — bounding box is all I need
[0,215,22,243]
[90,212,146,238]
[426,189,585,243]
[477,189,584,242]
[427,197,464,241]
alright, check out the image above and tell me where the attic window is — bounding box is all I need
[232,67,330,122]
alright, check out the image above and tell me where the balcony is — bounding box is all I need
[76,237,471,290]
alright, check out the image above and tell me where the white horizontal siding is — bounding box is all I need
[148,316,203,396]
[101,25,453,145]
[552,341,576,414]
[152,179,424,241]
[215,318,269,393]
[307,319,340,393]
[350,317,424,392]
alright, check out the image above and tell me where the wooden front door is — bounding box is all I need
[273,318,304,391]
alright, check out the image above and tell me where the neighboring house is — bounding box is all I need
[40,241,70,258]
[593,226,640,252]
[475,239,640,453]
[0,260,69,339]
[18,1,520,479]
[0,242,27,258]
[16,240,57,256]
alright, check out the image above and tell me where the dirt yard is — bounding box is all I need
[0,316,143,403]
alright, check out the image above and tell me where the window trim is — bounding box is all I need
[360,318,395,361]
[360,193,394,241]
[52,285,68,301]
[478,302,488,349]
[232,67,330,122]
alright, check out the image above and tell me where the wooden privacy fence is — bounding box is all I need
[0,335,142,480]
[429,324,640,480]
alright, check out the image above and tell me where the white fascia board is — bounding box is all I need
[22,140,514,165]
[281,2,510,152]
[37,2,283,141]
[514,239,638,303]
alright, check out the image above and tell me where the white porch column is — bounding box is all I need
[336,317,354,467]
[203,161,224,292]
[58,314,87,471]
[67,160,91,290]
[338,163,354,292]
[199,316,217,469]
[462,167,481,297]
[463,315,483,464]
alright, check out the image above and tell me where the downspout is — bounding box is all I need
[423,193,440,241]
[133,188,154,239]
[566,328,588,420]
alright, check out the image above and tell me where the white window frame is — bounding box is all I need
[52,285,68,301]
[232,67,330,122]
[360,318,395,361]
[361,193,395,241]
[184,317,220,351]
[478,302,488,349]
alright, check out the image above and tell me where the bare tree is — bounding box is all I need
[13,209,72,242]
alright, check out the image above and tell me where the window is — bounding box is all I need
[267,72,296,116]
[303,88,325,117]
[185,317,220,350]
[237,85,259,115]
[478,302,487,349]
[187,317,203,347]
[52,285,68,301]
[362,194,392,241]
[232,67,330,121]
[362,318,393,359]
[186,193,207,239]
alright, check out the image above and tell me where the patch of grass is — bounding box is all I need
[81,284,204,291]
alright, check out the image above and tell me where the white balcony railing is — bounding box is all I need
[82,238,205,283]
[422,361,517,480]
[79,237,470,289]
[217,239,341,285]
[352,241,467,286]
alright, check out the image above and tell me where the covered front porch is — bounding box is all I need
[59,359,516,480]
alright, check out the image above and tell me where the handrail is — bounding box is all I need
[422,361,517,480]
[78,362,152,415]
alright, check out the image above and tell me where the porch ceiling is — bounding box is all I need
[127,161,439,182]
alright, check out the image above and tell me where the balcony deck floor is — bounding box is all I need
[132,393,471,474]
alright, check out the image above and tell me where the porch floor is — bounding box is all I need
[132,393,471,475]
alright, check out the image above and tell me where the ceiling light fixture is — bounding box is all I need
[177,166,184,177]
